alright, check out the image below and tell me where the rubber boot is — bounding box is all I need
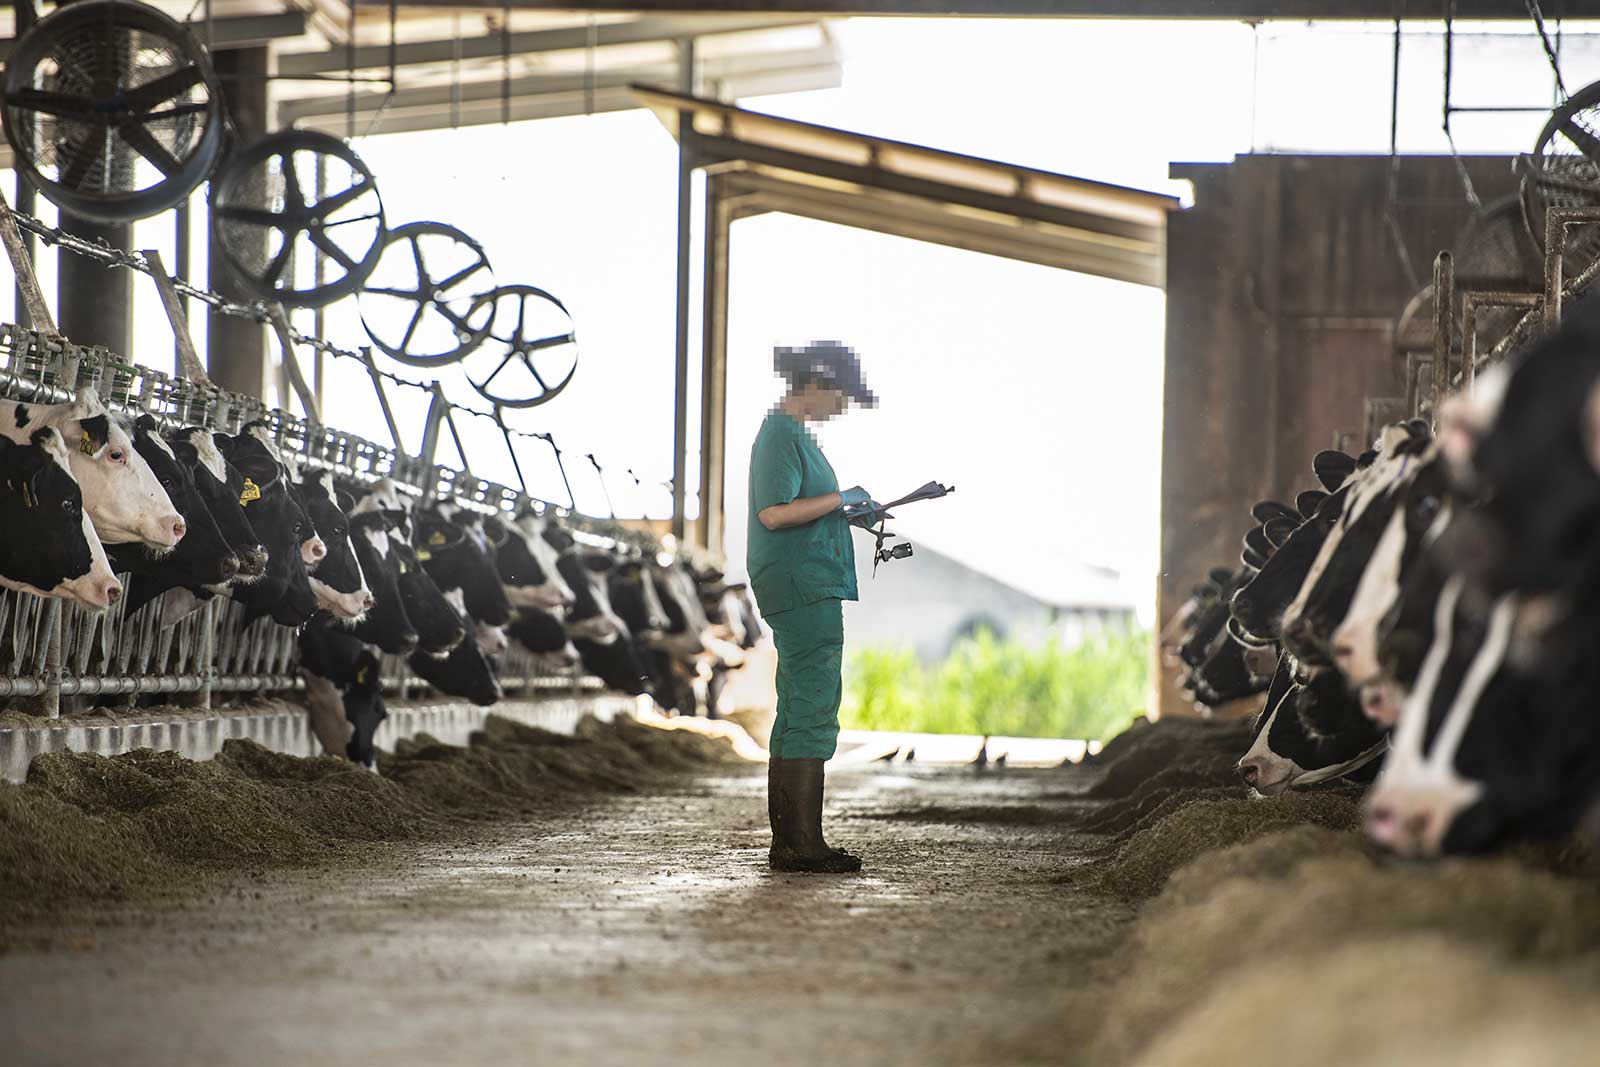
[767,757,787,864]
[769,757,862,874]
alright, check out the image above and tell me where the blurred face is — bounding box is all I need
[792,384,849,421]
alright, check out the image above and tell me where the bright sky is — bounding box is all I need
[15,16,1600,617]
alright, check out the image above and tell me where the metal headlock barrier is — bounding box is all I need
[0,191,676,720]
[1407,203,1600,430]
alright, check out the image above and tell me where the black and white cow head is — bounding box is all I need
[408,588,501,706]
[298,471,372,621]
[6,389,185,550]
[170,427,267,582]
[413,508,513,627]
[1329,446,1452,720]
[217,429,317,626]
[491,512,575,611]
[1237,655,1387,794]
[347,511,418,655]
[1373,582,1600,856]
[0,426,120,609]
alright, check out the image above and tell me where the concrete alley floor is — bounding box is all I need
[0,761,1124,1067]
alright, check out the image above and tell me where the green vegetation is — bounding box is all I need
[840,625,1151,740]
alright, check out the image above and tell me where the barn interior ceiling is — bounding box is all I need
[344,1,1600,19]
[0,2,844,158]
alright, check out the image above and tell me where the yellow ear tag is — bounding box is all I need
[20,481,35,509]
[427,531,447,546]
[78,431,96,456]
[239,478,261,506]
[398,559,410,575]
[355,665,369,685]
[415,549,432,562]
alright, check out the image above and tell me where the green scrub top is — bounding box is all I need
[746,411,858,618]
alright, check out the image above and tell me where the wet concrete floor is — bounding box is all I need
[1,762,1120,1066]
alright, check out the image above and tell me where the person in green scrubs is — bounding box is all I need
[749,341,879,874]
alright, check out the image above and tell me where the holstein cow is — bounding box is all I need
[217,429,318,627]
[492,511,575,612]
[296,470,373,621]
[1280,423,1431,665]
[168,426,268,581]
[345,511,418,655]
[1329,445,1452,724]
[299,612,387,768]
[0,427,121,609]
[4,388,185,550]
[413,507,513,628]
[408,588,501,706]
[1366,304,1600,855]
[107,415,239,615]
[506,604,581,670]
[1236,656,1386,793]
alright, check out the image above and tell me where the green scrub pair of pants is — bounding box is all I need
[767,596,844,761]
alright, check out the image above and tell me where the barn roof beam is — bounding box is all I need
[344,0,1584,18]
[0,10,309,62]
[276,48,841,134]
[277,14,818,76]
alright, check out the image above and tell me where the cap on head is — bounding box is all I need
[774,341,877,408]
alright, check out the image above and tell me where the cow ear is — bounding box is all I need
[1242,525,1271,560]
[380,509,408,533]
[76,413,111,455]
[1295,489,1327,518]
[1207,565,1235,587]
[336,490,356,513]
[1250,500,1296,524]
[67,386,104,420]
[1312,450,1356,491]
[1264,516,1299,548]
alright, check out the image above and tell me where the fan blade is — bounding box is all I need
[57,131,100,190]
[118,121,182,176]
[310,178,373,220]
[280,152,305,214]
[307,227,357,271]
[125,65,205,112]
[524,331,576,353]
[1557,115,1600,170]
[215,204,290,229]
[432,259,489,295]
[5,88,94,118]
[263,241,294,285]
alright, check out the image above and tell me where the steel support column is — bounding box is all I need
[57,218,133,356]
[670,37,696,542]
[697,172,733,553]
[207,46,271,398]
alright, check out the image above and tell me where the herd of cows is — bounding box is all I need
[1163,302,1600,859]
[0,386,760,765]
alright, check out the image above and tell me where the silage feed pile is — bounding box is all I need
[1039,719,1600,1067]
[0,712,750,939]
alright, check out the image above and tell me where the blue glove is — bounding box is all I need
[839,486,874,508]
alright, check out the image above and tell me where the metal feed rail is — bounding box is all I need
[0,327,604,717]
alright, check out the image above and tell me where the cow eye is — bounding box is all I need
[109,449,127,464]
[62,498,78,515]
[1416,496,1439,521]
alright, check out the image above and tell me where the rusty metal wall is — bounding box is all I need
[1156,154,1519,719]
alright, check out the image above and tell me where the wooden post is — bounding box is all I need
[0,184,59,338]
[265,302,322,425]
[142,248,211,385]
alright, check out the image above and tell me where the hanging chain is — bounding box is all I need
[1526,0,1568,100]
[2,205,645,479]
